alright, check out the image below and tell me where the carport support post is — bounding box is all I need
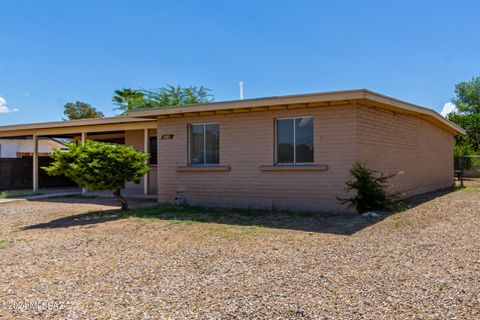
[81,132,87,194]
[143,128,149,196]
[32,134,39,192]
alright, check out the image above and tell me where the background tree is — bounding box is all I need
[453,76,480,114]
[448,113,480,156]
[113,85,213,115]
[112,88,149,115]
[144,85,213,107]
[63,101,104,120]
[44,141,149,210]
[446,76,480,158]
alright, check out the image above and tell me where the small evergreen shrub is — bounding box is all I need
[43,141,149,210]
[337,162,402,213]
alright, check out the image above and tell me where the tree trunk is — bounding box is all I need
[113,189,128,210]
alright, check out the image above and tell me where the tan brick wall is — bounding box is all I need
[357,105,454,196]
[124,129,157,195]
[157,105,358,212]
[156,104,455,212]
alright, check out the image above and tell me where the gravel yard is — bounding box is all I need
[0,188,480,319]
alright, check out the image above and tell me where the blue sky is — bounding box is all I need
[0,0,479,125]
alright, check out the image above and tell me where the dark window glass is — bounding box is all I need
[295,117,314,163]
[276,117,313,164]
[276,119,294,163]
[205,124,219,164]
[190,124,205,165]
[149,137,157,164]
[190,124,219,165]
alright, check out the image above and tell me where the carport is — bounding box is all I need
[0,117,157,196]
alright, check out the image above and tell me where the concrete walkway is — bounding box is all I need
[0,187,156,204]
[0,190,82,204]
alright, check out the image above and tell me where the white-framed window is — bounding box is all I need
[276,116,314,164]
[189,123,220,165]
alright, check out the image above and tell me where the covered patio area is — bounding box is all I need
[0,117,158,197]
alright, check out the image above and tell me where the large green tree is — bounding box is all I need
[453,76,480,114]
[144,85,212,107]
[112,88,149,115]
[448,113,480,155]
[63,101,104,120]
[447,76,480,157]
[44,141,149,210]
[112,85,213,115]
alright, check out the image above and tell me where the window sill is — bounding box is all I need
[176,165,231,172]
[259,164,329,172]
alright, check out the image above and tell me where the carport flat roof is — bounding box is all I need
[0,117,157,138]
[0,116,156,131]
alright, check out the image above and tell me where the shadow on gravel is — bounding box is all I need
[403,188,453,208]
[22,212,122,229]
[21,189,453,235]
[21,195,157,230]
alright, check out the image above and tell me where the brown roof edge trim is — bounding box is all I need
[0,117,156,132]
[0,89,465,136]
[363,91,465,135]
[127,89,465,136]
[127,89,368,117]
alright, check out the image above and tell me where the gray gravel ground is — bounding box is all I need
[0,189,479,319]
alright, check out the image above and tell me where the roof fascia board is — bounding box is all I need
[127,90,367,117]
[0,121,157,138]
[0,89,465,137]
[363,91,465,135]
[0,117,156,133]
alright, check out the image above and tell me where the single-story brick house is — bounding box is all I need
[0,89,464,212]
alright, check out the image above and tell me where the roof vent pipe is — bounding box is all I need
[239,81,244,100]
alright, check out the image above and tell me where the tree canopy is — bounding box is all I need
[112,88,149,115]
[447,76,480,157]
[63,101,104,120]
[43,141,149,210]
[112,85,213,115]
[448,113,480,156]
[453,76,480,114]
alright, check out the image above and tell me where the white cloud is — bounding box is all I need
[440,102,458,117]
[0,97,19,113]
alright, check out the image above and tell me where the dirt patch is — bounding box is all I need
[0,190,479,319]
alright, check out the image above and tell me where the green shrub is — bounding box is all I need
[337,162,402,213]
[43,141,149,210]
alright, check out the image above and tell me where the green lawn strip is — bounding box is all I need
[455,185,480,192]
[0,191,45,199]
[48,194,98,199]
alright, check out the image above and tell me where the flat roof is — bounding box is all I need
[0,116,158,138]
[0,116,155,132]
[0,89,465,136]
[127,89,465,135]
